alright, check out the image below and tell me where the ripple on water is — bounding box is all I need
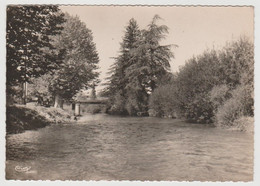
[6,115,254,181]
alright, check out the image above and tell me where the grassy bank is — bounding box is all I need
[6,104,73,134]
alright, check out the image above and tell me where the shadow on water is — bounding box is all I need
[6,114,254,181]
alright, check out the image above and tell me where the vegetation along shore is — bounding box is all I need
[6,6,254,134]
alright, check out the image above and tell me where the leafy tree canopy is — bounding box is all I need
[149,37,254,123]
[105,15,175,115]
[49,13,99,101]
[6,5,65,87]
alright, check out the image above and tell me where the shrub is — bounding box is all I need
[209,84,231,115]
[215,96,243,127]
[233,116,254,132]
[148,109,158,117]
[125,94,147,116]
[90,107,101,114]
[218,37,254,88]
[231,84,254,116]
[125,100,138,116]
[107,93,127,115]
[80,104,107,114]
[215,84,254,127]
[168,50,220,123]
[211,38,254,127]
[147,37,253,125]
[149,84,177,117]
[185,94,214,123]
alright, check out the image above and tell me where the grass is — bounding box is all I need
[6,104,73,134]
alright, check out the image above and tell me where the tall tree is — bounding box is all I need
[6,5,65,103]
[128,15,174,93]
[107,18,141,96]
[124,15,174,114]
[106,18,141,114]
[106,15,174,115]
[49,14,99,108]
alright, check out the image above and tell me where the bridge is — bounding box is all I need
[76,99,108,105]
[73,97,108,116]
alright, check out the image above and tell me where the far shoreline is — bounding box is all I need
[6,104,253,135]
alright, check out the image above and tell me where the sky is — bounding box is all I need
[60,6,254,91]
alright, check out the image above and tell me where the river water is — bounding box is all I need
[6,114,254,181]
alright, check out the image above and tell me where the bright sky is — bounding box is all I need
[60,6,254,91]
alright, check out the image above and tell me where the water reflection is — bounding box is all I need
[6,114,253,181]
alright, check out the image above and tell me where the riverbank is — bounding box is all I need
[6,104,74,134]
[6,103,254,134]
[215,116,254,133]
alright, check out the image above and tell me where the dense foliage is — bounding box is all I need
[6,5,99,107]
[7,6,253,130]
[6,5,65,88]
[27,73,53,102]
[213,38,254,126]
[105,18,141,114]
[149,83,176,117]
[6,5,65,105]
[49,14,99,107]
[149,37,254,126]
[106,15,174,115]
[26,14,100,108]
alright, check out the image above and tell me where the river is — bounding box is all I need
[6,114,254,181]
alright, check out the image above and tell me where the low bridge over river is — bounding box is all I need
[76,99,108,105]
[73,97,108,116]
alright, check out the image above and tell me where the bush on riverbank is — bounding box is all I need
[216,116,254,133]
[148,37,254,131]
[149,84,177,117]
[214,84,254,128]
[6,105,73,134]
[80,104,107,114]
[232,116,254,132]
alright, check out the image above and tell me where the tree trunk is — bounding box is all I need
[54,94,64,109]
[22,82,27,105]
[6,94,14,106]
